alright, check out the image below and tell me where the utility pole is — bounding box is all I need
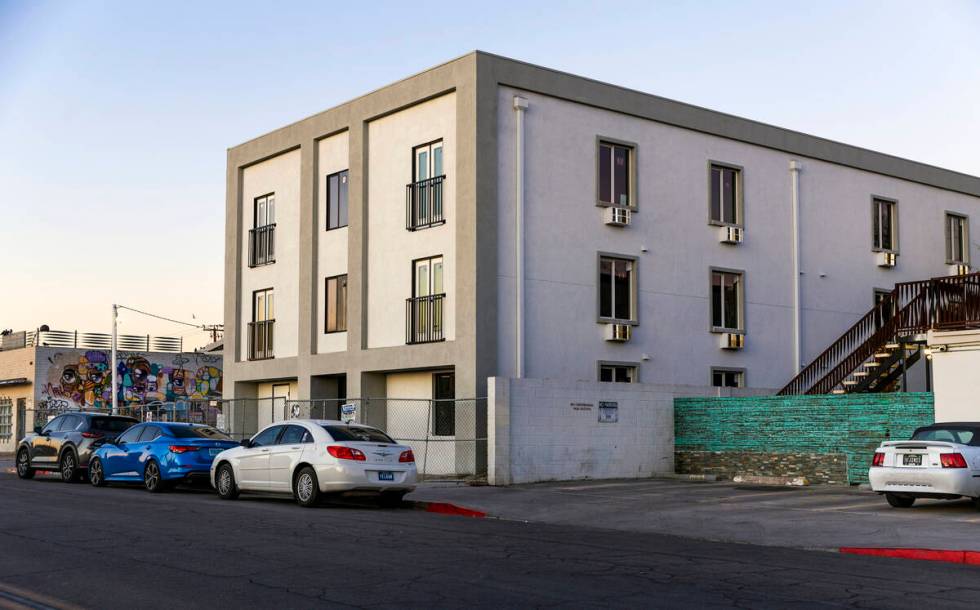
[111,304,118,415]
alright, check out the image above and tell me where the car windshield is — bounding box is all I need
[90,417,138,432]
[912,428,977,445]
[167,426,232,440]
[322,425,395,444]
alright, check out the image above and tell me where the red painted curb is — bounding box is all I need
[841,547,980,565]
[420,501,487,518]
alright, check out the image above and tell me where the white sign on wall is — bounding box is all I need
[340,403,357,424]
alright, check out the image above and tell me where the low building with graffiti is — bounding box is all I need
[0,328,223,453]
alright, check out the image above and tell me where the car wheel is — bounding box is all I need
[885,493,915,508]
[15,449,34,480]
[89,458,107,487]
[378,491,407,508]
[293,467,320,508]
[143,460,168,493]
[60,450,81,483]
[215,464,239,500]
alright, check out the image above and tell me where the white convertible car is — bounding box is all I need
[869,422,980,508]
[211,420,417,507]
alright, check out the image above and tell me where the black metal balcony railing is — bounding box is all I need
[249,224,276,267]
[406,294,445,344]
[406,176,446,231]
[247,320,275,360]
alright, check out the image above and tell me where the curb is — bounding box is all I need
[733,475,809,487]
[412,501,488,519]
[841,547,980,565]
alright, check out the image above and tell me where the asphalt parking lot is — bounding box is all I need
[2,466,980,608]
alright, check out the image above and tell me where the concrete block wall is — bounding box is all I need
[674,393,934,484]
[488,376,770,485]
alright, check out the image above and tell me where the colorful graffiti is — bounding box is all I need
[38,348,222,410]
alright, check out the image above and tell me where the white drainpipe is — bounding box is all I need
[514,96,528,378]
[789,160,802,374]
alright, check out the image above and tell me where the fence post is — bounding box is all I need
[422,399,432,479]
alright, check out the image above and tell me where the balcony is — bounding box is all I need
[248,224,276,267]
[406,294,445,344]
[247,320,275,361]
[406,176,446,231]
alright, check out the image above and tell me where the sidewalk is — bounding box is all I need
[410,477,980,552]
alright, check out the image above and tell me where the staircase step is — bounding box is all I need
[831,389,846,394]
[864,361,881,368]
[874,352,892,359]
[842,380,857,386]
[885,343,900,349]
[853,371,869,377]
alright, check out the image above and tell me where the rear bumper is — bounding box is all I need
[314,463,418,493]
[869,466,980,498]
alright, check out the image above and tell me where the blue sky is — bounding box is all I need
[1,0,978,346]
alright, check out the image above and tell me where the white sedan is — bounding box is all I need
[211,419,417,507]
[869,423,980,508]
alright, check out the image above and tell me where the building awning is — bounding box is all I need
[0,378,30,387]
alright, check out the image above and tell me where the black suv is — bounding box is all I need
[16,413,138,482]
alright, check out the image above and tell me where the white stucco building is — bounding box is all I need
[223,52,980,467]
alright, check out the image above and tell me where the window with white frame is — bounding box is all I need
[711,269,744,332]
[872,198,898,252]
[599,363,637,383]
[711,368,744,388]
[945,212,969,264]
[709,163,741,226]
[599,256,635,322]
[597,140,633,207]
[0,398,11,440]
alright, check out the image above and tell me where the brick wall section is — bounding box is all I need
[674,393,934,484]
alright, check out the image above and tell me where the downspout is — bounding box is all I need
[513,96,528,378]
[789,160,802,374]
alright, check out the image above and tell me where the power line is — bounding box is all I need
[116,305,205,329]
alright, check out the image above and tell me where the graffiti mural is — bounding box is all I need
[37,348,223,410]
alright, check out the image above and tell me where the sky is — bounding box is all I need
[1,0,978,348]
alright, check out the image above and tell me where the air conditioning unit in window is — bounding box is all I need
[949,263,970,276]
[719,225,743,244]
[604,323,631,342]
[719,332,745,350]
[603,207,631,227]
[876,252,897,268]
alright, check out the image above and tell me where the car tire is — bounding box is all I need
[378,491,407,508]
[293,467,321,508]
[59,450,81,483]
[885,493,915,508]
[143,460,168,493]
[89,458,107,487]
[15,448,34,480]
[215,464,239,500]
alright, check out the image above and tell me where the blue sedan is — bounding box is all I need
[88,422,240,492]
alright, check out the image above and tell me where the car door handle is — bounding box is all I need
[260,449,269,452]
[290,446,300,450]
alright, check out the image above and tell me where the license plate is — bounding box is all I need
[903,454,922,466]
[209,448,223,457]
[378,471,394,481]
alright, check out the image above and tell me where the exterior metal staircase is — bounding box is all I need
[779,272,980,395]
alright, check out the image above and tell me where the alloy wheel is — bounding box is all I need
[297,473,314,503]
[90,460,103,486]
[145,462,159,491]
[16,451,29,476]
[218,469,232,495]
[61,453,75,481]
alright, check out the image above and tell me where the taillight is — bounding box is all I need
[871,452,885,467]
[168,445,199,454]
[81,432,104,439]
[399,449,415,463]
[328,445,366,461]
[940,453,968,468]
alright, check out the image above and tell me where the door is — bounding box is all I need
[15,399,25,443]
[272,384,290,424]
[237,425,283,490]
[103,424,145,478]
[268,425,310,491]
[433,372,455,437]
[33,415,65,464]
[413,141,443,220]
[412,257,444,341]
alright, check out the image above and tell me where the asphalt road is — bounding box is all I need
[1,471,980,609]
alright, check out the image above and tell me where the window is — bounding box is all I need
[321,425,395,444]
[327,170,349,230]
[407,256,445,344]
[251,425,284,447]
[249,288,275,360]
[414,140,444,182]
[253,288,274,323]
[254,194,275,228]
[597,140,633,207]
[279,425,308,445]
[711,368,744,388]
[599,363,638,383]
[945,213,969,264]
[871,198,898,252]
[325,275,348,333]
[0,399,10,440]
[168,426,231,440]
[433,372,455,436]
[90,417,138,432]
[414,256,444,298]
[709,163,741,226]
[408,141,445,230]
[599,256,635,322]
[138,426,162,442]
[711,269,744,332]
[913,427,977,445]
[250,193,276,266]
[874,289,893,326]
[61,415,82,431]
[116,425,144,444]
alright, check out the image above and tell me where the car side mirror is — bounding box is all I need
[41,429,50,437]
[240,439,252,448]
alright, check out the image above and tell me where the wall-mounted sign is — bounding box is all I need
[570,402,594,412]
[340,403,357,423]
[598,401,618,423]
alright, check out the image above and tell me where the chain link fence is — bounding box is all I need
[20,397,487,481]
